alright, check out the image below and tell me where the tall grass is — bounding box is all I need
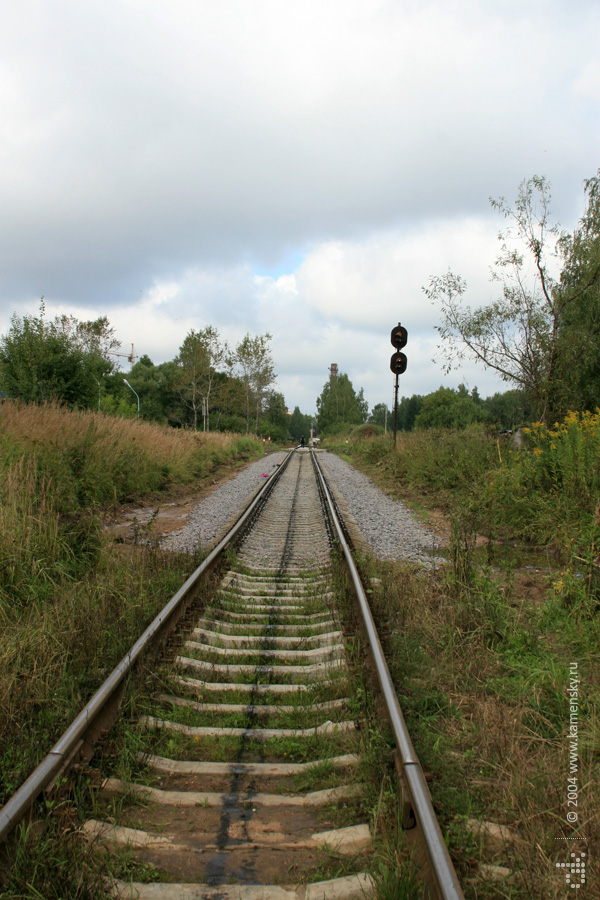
[0,400,260,507]
[355,550,600,898]
[488,410,600,547]
[325,419,600,895]
[324,413,600,553]
[325,427,497,505]
[0,401,261,610]
[0,401,262,811]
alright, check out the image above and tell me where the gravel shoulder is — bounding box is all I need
[318,451,445,566]
[160,451,288,554]
[156,449,444,566]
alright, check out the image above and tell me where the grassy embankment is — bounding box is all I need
[0,402,262,834]
[0,403,420,899]
[324,418,600,898]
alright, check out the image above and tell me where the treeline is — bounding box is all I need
[321,172,600,437]
[314,371,529,436]
[0,309,292,439]
[370,385,531,432]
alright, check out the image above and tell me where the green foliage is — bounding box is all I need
[316,371,368,434]
[0,402,264,850]
[395,393,423,431]
[260,390,289,441]
[174,325,229,431]
[483,388,531,429]
[426,173,600,422]
[367,387,531,434]
[0,403,263,610]
[289,405,313,441]
[368,402,389,428]
[488,410,600,548]
[233,332,276,435]
[0,303,118,409]
[351,423,385,437]
[118,355,180,424]
[425,175,559,418]
[0,308,289,436]
[552,172,600,416]
[335,409,600,570]
[414,384,488,429]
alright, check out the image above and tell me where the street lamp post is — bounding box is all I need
[123,379,140,419]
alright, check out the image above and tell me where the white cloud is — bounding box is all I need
[573,60,600,102]
[1,1,598,414]
[295,218,500,332]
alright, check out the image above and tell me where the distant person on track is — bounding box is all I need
[300,435,305,448]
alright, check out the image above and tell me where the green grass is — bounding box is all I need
[346,550,600,897]
[0,401,265,895]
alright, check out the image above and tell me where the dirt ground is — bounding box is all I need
[102,459,264,546]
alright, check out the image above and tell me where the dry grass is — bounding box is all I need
[0,400,256,479]
[0,401,262,810]
[0,541,192,801]
[0,401,262,515]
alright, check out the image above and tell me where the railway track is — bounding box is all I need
[0,448,464,900]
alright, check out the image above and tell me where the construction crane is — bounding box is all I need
[109,343,138,365]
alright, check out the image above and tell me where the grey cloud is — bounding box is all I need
[1,0,598,411]
[3,0,599,313]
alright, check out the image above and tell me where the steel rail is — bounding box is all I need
[0,448,295,844]
[311,450,465,900]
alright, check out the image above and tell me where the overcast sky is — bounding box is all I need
[1,0,599,414]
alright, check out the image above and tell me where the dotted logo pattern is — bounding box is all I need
[556,852,586,889]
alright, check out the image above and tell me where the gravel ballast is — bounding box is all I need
[161,451,288,555]
[318,451,443,565]
[162,449,443,565]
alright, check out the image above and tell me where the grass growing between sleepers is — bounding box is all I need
[0,401,263,897]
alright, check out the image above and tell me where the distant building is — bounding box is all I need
[329,363,338,377]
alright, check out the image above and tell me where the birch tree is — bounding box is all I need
[425,176,562,421]
[234,333,276,434]
[176,326,228,430]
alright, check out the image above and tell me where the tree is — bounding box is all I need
[234,333,276,435]
[263,391,288,440]
[114,355,182,423]
[483,389,532,430]
[394,394,423,432]
[208,371,246,432]
[54,313,120,360]
[368,403,389,429]
[414,385,488,430]
[316,371,368,434]
[426,173,600,422]
[551,173,600,415]
[425,176,567,421]
[289,406,312,442]
[175,326,228,430]
[0,302,117,408]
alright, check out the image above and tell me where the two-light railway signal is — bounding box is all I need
[390,324,408,349]
[390,323,408,447]
[390,352,407,375]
